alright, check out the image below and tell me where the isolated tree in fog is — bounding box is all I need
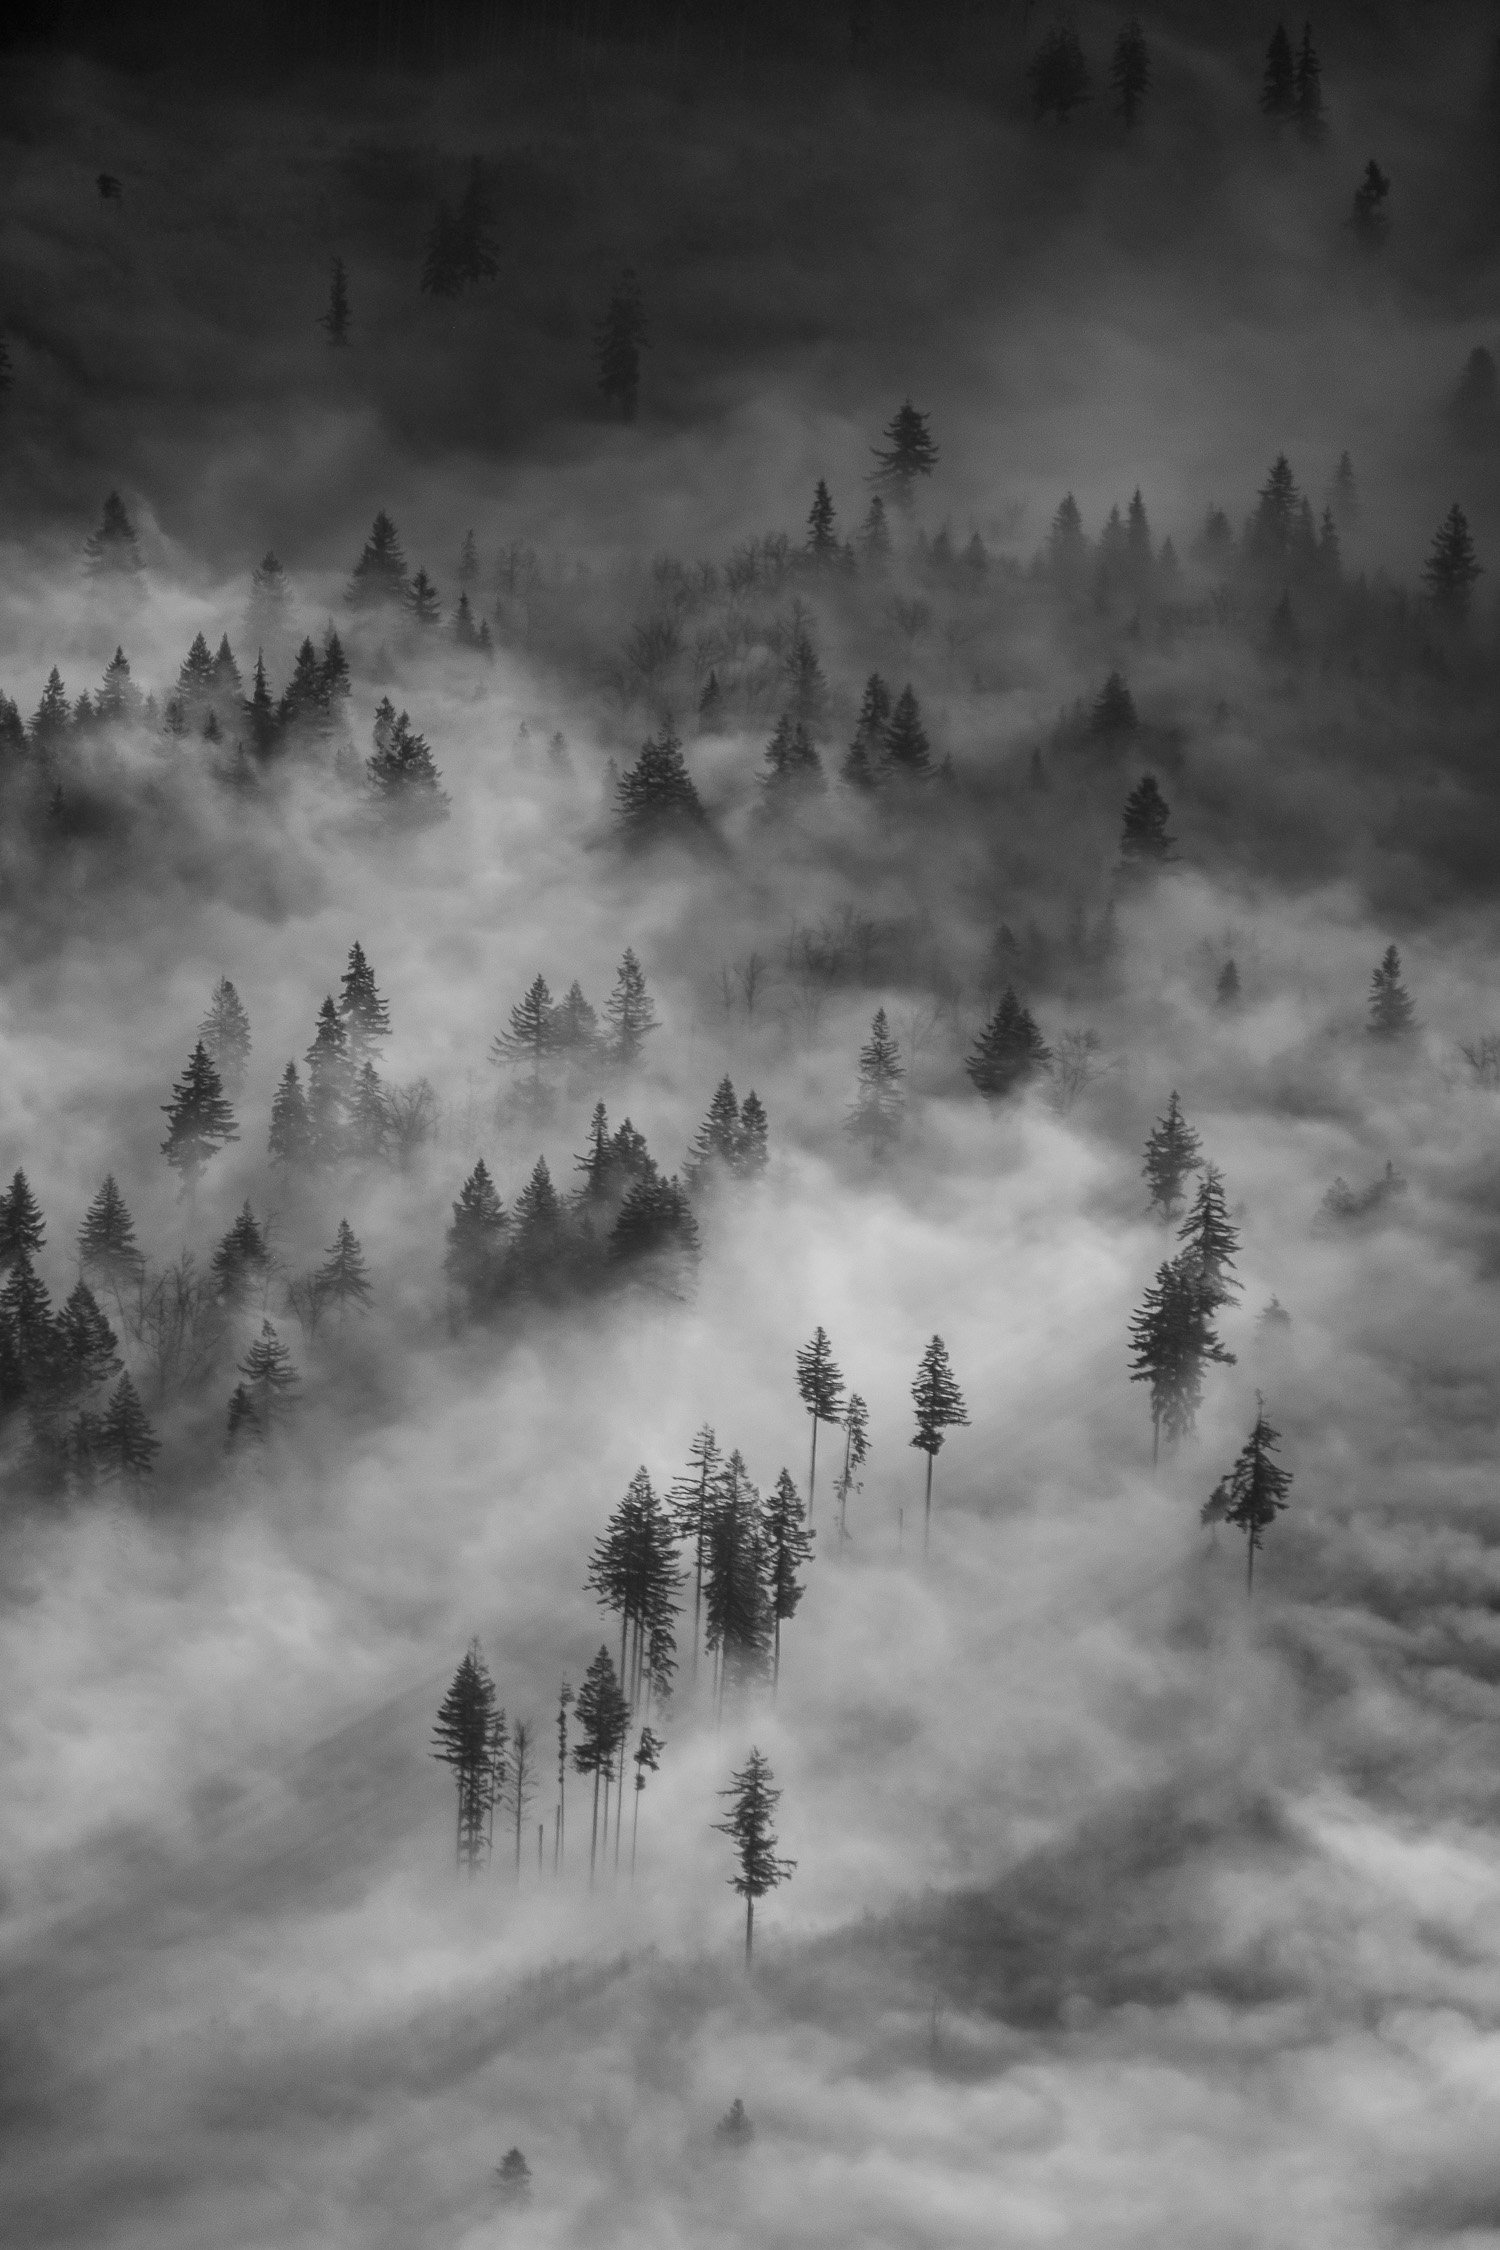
[495,2150,532,2206]
[869,401,938,511]
[316,1220,373,1321]
[1421,505,1482,622]
[1177,1162,1241,1308]
[763,1468,814,1690]
[160,1042,239,1192]
[319,254,351,344]
[883,684,931,776]
[614,727,708,844]
[1028,26,1090,121]
[715,1748,794,1966]
[847,1008,905,1155]
[1219,1395,1293,1590]
[573,1645,630,1881]
[670,1423,721,1681]
[1367,944,1415,1038]
[1216,959,1241,1008]
[1091,672,1138,737]
[1142,1091,1201,1219]
[1110,19,1150,127]
[806,479,838,562]
[268,1061,313,1167]
[604,947,660,1065]
[1119,774,1175,865]
[795,1326,845,1523]
[596,267,646,419]
[84,491,142,576]
[0,1170,45,1270]
[911,1335,968,1557]
[966,988,1051,1098]
[78,1176,141,1291]
[97,1371,158,1484]
[197,978,252,1096]
[433,1640,503,1873]
[348,510,408,607]
[446,1159,507,1309]
[1260,22,1295,118]
[236,1320,300,1431]
[1129,1254,1234,1462]
[1294,24,1325,142]
[1351,160,1391,246]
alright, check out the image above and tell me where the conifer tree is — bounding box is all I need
[614,727,707,844]
[1294,22,1325,142]
[587,1466,682,1709]
[77,1176,141,1291]
[491,975,557,1099]
[786,629,829,735]
[604,948,660,1066]
[1028,26,1091,120]
[197,978,252,1096]
[305,997,353,1162]
[760,715,823,799]
[847,1008,905,1154]
[1120,774,1176,865]
[705,1452,772,1708]
[458,529,478,585]
[669,1424,721,1683]
[0,1170,45,1271]
[1142,1091,1201,1218]
[2,1250,54,1386]
[843,674,891,788]
[1219,1395,1293,1590]
[510,1157,565,1284]
[248,551,290,641]
[869,402,938,511]
[236,1319,300,1430]
[97,646,139,723]
[1128,1253,1234,1461]
[1111,18,1150,127]
[97,1371,158,1484]
[1091,672,1138,736]
[1177,1162,1241,1307]
[347,511,408,609]
[762,1469,814,1690]
[507,1719,537,1874]
[406,567,442,629]
[1216,959,1241,1008]
[966,989,1051,1098]
[336,942,391,1065]
[495,2151,532,2206]
[366,702,449,816]
[697,670,725,731]
[316,1219,373,1320]
[319,255,351,344]
[432,1640,503,1873]
[31,669,72,755]
[1367,944,1415,1038]
[736,1092,769,1177]
[911,1336,968,1556]
[1046,494,1089,592]
[58,1278,122,1395]
[806,479,838,562]
[795,1326,845,1524]
[883,684,931,775]
[685,1078,741,1187]
[84,492,143,576]
[446,1159,508,1309]
[1261,22,1295,118]
[268,1061,314,1167]
[347,1061,387,1160]
[572,1645,630,1881]
[629,1723,664,1877]
[596,268,646,419]
[160,1042,239,1192]
[1351,160,1391,245]
[210,1201,270,1310]
[1421,505,1482,622]
[858,494,892,565]
[608,1174,700,1286]
[714,1748,794,1966]
[834,1391,869,1550]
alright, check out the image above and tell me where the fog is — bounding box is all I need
[3,3,1500,2245]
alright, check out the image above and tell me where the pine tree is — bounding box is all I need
[736,1092,769,1177]
[57,1279,122,1395]
[697,670,724,731]
[77,1176,141,1290]
[1092,672,1138,737]
[84,491,143,576]
[843,674,891,787]
[197,978,252,1096]
[492,975,557,1098]
[432,1640,503,1873]
[1142,1091,1201,1218]
[911,1336,968,1557]
[366,702,449,816]
[348,511,408,608]
[1247,455,1300,565]
[406,567,442,629]
[760,715,823,800]
[714,1748,794,1966]
[762,1469,813,1689]
[869,401,938,511]
[1421,505,1482,623]
[97,646,139,723]
[669,1424,721,1684]
[320,255,351,344]
[305,997,353,1162]
[834,1391,870,1551]
[858,494,892,565]
[209,1200,270,1310]
[1120,774,1176,865]
[97,1371,158,1483]
[1129,1253,1235,1461]
[553,982,599,1063]
[0,1170,45,1271]
[608,1174,700,1284]
[1351,160,1391,245]
[1367,944,1415,1038]
[1261,22,1295,118]
[685,1078,741,1187]
[495,2151,532,2206]
[31,669,72,755]
[806,479,838,561]
[785,629,829,734]
[337,942,392,1064]
[614,727,707,844]
[795,1326,845,1525]
[236,1319,300,1430]
[884,684,931,776]
[160,1043,239,1191]
[346,1061,387,1160]
[316,1219,372,1320]
[596,268,646,419]
[1177,1163,1241,1307]
[1028,26,1091,121]
[1219,1396,1293,1590]
[1111,18,1150,127]
[458,529,479,585]
[966,989,1051,1098]
[268,1061,314,1167]
[587,1466,682,1709]
[604,948,659,1066]
[705,1452,772,1708]
[572,1645,630,1881]
[629,1723,664,1878]
[1294,23,1325,142]
[1046,494,1089,592]
[510,1157,564,1283]
[847,1008,905,1154]
[446,1159,508,1309]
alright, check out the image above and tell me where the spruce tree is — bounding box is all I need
[492,975,557,1099]
[1294,23,1325,142]
[1177,1163,1241,1307]
[572,1645,630,1880]
[1111,18,1150,127]
[1128,1253,1234,1461]
[869,402,938,511]
[236,1319,300,1430]
[966,989,1051,1098]
[97,646,139,723]
[736,1092,769,1177]
[705,1451,772,1709]
[97,1371,158,1484]
[1421,505,1482,623]
[859,495,892,565]
[77,1176,141,1291]
[305,997,353,1162]
[1260,22,1295,118]
[347,511,408,608]
[197,978,252,1096]
[596,268,646,420]
[760,714,823,800]
[1091,672,1138,737]
[762,1469,814,1690]
[1046,494,1089,592]
[587,1466,682,1708]
[510,1158,565,1284]
[495,2151,532,2206]
[58,1279,122,1395]
[1351,161,1391,246]
[608,1174,700,1286]
[160,1043,239,1191]
[1142,1091,1201,1218]
[847,1008,905,1154]
[209,1201,270,1310]
[1219,1396,1293,1590]
[834,1390,870,1550]
[1028,26,1091,120]
[883,685,931,776]
[843,674,891,788]
[1119,774,1175,865]
[31,670,72,755]
[604,948,660,1066]
[714,1748,794,1966]
[432,1640,503,1873]
[0,1170,45,1270]
[366,703,449,816]
[248,551,290,640]
[911,1336,968,1557]
[506,1719,537,1874]
[805,479,838,562]
[347,1061,387,1160]
[795,1326,845,1524]
[268,1061,314,1167]
[406,568,442,629]
[1367,944,1414,1038]
[669,1424,721,1684]
[316,1219,372,1320]
[337,942,392,1064]
[446,1159,508,1309]
[685,1078,741,1187]
[553,982,599,1064]
[319,255,351,344]
[614,728,707,844]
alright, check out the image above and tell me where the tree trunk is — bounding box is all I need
[589,1765,601,1883]
[922,1451,934,1558]
[745,1895,754,1966]
[772,1610,781,1696]
[808,1413,819,1524]
[1247,1537,1255,1595]
[631,1784,642,1878]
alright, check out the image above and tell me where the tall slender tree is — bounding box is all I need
[572,1646,630,1883]
[847,1008,905,1154]
[795,1327,845,1525]
[1421,505,1482,622]
[966,990,1051,1098]
[911,1336,969,1557]
[705,1452,772,1711]
[235,1320,300,1431]
[554,1677,572,1874]
[670,1424,721,1684]
[491,975,557,1102]
[0,1171,45,1270]
[869,401,938,511]
[446,1159,508,1310]
[1142,1092,1202,1219]
[316,1219,372,1321]
[97,1371,158,1484]
[338,942,392,1064]
[834,1392,870,1552]
[604,949,660,1066]
[1110,18,1150,127]
[508,1720,537,1874]
[268,1062,313,1167]
[77,1176,142,1293]
[1219,1396,1293,1590]
[1260,22,1295,118]
[432,1641,503,1874]
[1367,945,1415,1038]
[1177,1163,1241,1308]
[762,1469,814,1691]
[160,1043,239,1192]
[1128,1254,1235,1462]
[714,1749,794,1966]
[305,998,353,1162]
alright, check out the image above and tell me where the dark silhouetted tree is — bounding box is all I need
[763,1468,813,1691]
[597,268,646,419]
[367,700,448,816]
[446,1159,507,1309]
[573,1645,630,1881]
[1120,774,1175,864]
[705,1452,771,1708]
[685,1078,741,1187]
[433,1640,503,1873]
[629,1723,663,1876]
[1421,505,1482,622]
[338,942,391,1065]
[1129,1254,1234,1461]
[495,2151,532,2206]
[269,1062,313,1167]
[604,948,660,1065]
[1351,159,1390,245]
[210,1201,270,1310]
[842,673,891,787]
[911,1335,968,1556]
[348,511,408,608]
[1111,18,1150,127]
[77,1176,141,1292]
[97,1371,158,1484]
[84,492,142,576]
[806,479,838,562]
[406,568,442,630]
[1091,672,1138,737]
[316,1219,372,1320]
[670,1424,721,1683]
[161,1043,239,1192]
[1367,944,1415,1038]
[1294,22,1325,141]
[1220,1395,1293,1590]
[1177,1162,1241,1308]
[847,1008,904,1154]
[715,1748,794,1966]
[236,1319,299,1430]
[614,728,707,844]
[737,1092,769,1176]
[492,974,556,1105]
[966,990,1051,1098]
[1142,1091,1201,1219]
[0,1171,45,1271]
[884,684,931,776]
[869,402,938,511]
[1216,959,1241,1007]
[304,998,353,1162]
[795,1326,845,1524]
